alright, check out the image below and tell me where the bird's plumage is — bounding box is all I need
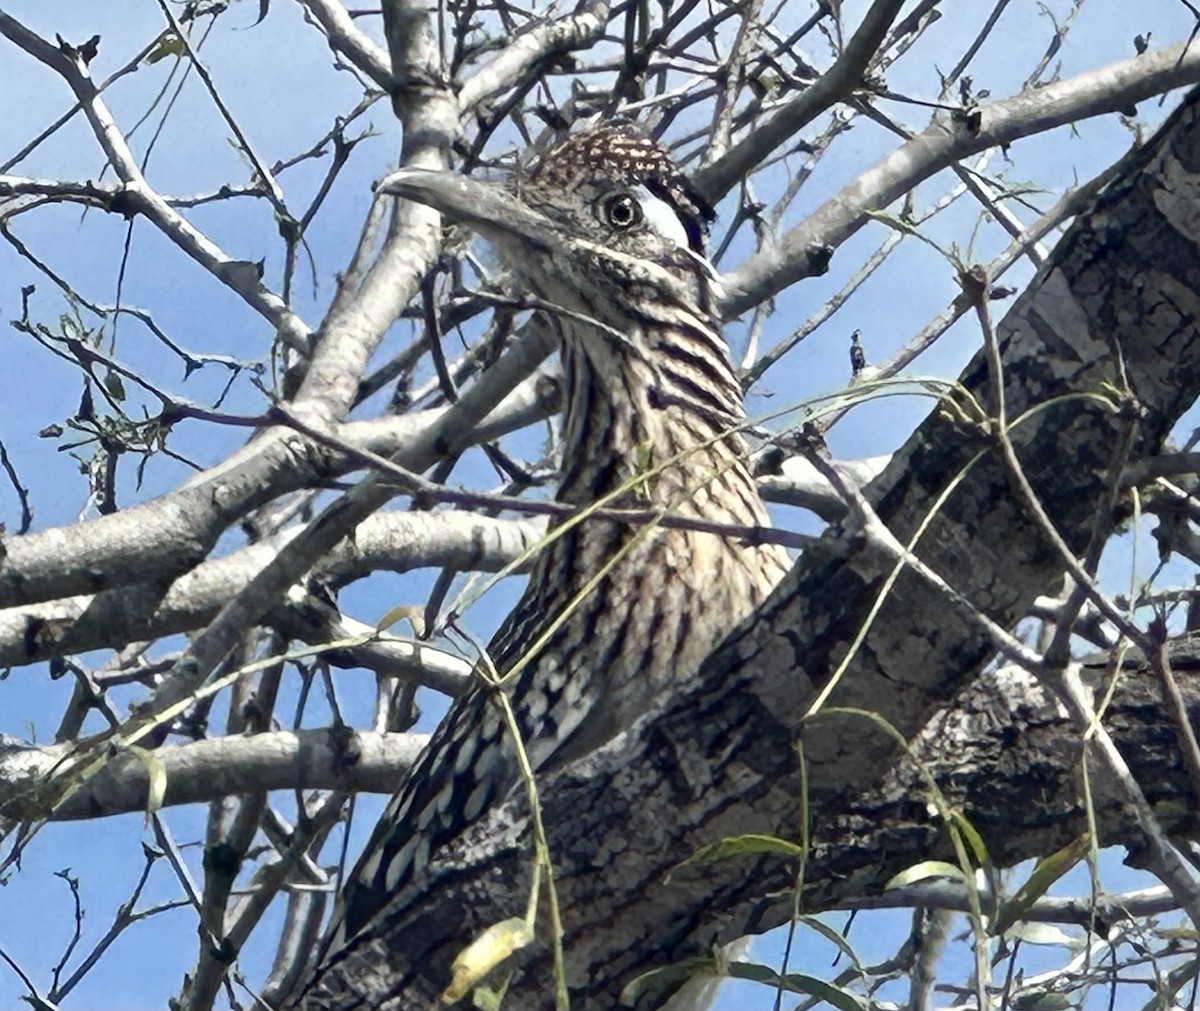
[308,128,789,996]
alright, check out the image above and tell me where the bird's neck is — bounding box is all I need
[556,332,763,527]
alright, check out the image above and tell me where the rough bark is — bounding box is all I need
[296,87,1200,1010]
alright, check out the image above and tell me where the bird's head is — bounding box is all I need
[378,129,721,330]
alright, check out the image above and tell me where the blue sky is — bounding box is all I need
[2,1,1199,1008]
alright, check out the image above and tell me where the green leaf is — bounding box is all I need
[948,809,991,871]
[668,833,805,881]
[886,860,967,889]
[1004,922,1078,948]
[620,955,717,1006]
[1011,991,1074,1009]
[376,605,426,638]
[727,961,865,1011]
[104,369,126,403]
[993,833,1090,936]
[799,916,866,975]
[127,745,168,822]
[145,30,185,64]
[621,957,862,1011]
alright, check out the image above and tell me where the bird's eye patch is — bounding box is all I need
[597,186,691,248]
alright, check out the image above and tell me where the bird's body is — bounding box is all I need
[307,129,789,1000]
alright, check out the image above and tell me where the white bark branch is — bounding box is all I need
[0,730,430,822]
[723,41,1200,316]
[0,510,542,674]
[0,367,559,613]
[457,0,612,112]
[295,0,393,88]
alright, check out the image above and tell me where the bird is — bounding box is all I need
[301,128,792,1005]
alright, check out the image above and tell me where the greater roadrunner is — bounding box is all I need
[306,128,790,1000]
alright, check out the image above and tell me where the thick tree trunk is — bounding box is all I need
[297,88,1200,1010]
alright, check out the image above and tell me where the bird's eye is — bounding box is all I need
[601,192,643,230]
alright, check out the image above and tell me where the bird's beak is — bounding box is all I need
[376,169,560,252]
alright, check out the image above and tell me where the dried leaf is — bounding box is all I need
[440,917,533,1005]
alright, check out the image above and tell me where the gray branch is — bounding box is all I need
[0,729,429,822]
[722,40,1200,316]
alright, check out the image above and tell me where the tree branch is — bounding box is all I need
[0,729,430,822]
[722,40,1200,316]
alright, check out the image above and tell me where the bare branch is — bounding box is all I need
[696,0,908,200]
[723,41,1200,316]
[0,729,430,822]
[457,0,612,112]
[0,12,313,351]
[296,0,393,88]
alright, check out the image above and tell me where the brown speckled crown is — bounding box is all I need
[530,128,715,255]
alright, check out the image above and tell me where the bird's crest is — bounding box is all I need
[528,128,714,254]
